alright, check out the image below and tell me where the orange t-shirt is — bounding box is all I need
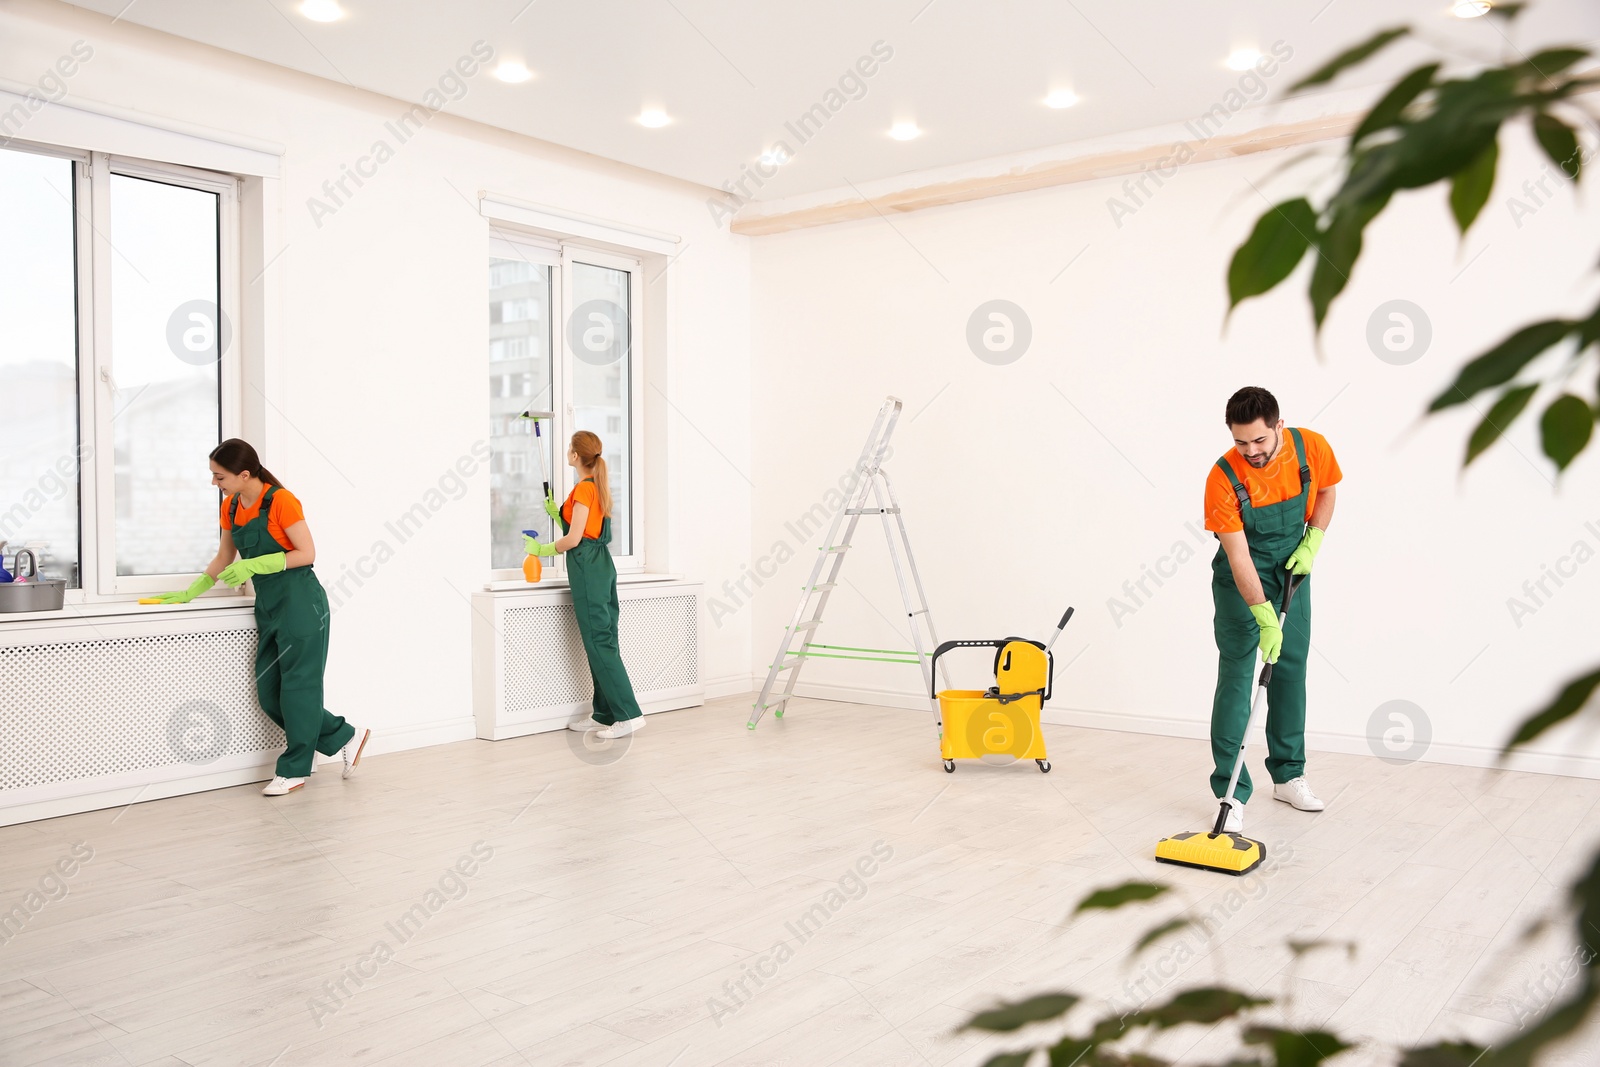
[219,486,305,551]
[562,480,607,540]
[1203,428,1341,535]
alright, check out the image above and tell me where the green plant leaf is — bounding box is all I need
[1489,2,1526,18]
[1073,881,1170,916]
[964,993,1081,1032]
[1286,938,1357,960]
[1533,113,1581,180]
[1502,664,1600,753]
[1242,1026,1353,1067]
[1227,199,1317,313]
[1309,193,1388,330]
[1449,138,1498,234]
[1428,320,1572,411]
[1465,383,1538,465]
[980,1052,1036,1067]
[1397,1042,1490,1067]
[1291,27,1409,92]
[1539,393,1594,469]
[1048,1036,1097,1066]
[1385,70,1517,191]
[1134,918,1192,954]
[1577,299,1600,351]
[1127,987,1270,1030]
[1351,63,1439,145]
[1515,48,1591,83]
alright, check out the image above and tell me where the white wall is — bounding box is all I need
[2,1,754,752]
[747,122,1600,776]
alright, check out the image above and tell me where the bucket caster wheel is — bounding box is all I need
[1037,760,1051,773]
[773,710,783,718]
[942,759,955,773]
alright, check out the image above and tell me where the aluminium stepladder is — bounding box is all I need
[747,396,950,740]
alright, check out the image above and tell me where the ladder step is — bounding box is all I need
[844,507,900,515]
[770,658,803,671]
[791,619,822,631]
[820,544,851,553]
[758,696,791,710]
[807,582,837,592]
[909,608,930,616]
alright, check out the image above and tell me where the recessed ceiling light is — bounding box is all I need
[493,61,533,84]
[888,121,921,141]
[759,146,789,167]
[299,0,343,22]
[1045,89,1079,109]
[1225,48,1262,71]
[1452,1,1492,16]
[639,109,671,128]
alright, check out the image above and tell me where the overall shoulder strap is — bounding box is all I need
[1288,428,1310,490]
[1215,456,1251,511]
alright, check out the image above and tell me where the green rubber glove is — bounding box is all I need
[1285,526,1325,576]
[151,573,216,604]
[218,552,286,587]
[1249,601,1282,664]
[522,535,558,558]
[543,496,561,520]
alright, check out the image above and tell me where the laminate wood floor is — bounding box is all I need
[4,695,1600,1066]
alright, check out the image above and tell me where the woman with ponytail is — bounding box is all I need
[524,431,645,738]
[147,438,369,796]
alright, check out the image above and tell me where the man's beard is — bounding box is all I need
[1244,430,1280,468]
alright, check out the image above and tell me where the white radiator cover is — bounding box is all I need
[0,607,277,825]
[473,580,704,739]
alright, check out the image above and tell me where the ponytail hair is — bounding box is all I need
[570,431,611,518]
[210,438,283,490]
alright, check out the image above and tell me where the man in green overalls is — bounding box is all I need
[1203,387,1341,832]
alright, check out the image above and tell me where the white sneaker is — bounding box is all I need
[1213,799,1243,834]
[567,718,603,732]
[1273,776,1325,811]
[342,727,371,780]
[263,776,306,796]
[596,717,646,740]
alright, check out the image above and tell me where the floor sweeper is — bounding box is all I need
[1154,572,1304,875]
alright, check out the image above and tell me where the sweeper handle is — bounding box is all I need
[1211,572,1305,835]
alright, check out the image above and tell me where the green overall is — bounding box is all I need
[560,482,643,725]
[231,486,354,778]
[1209,428,1312,804]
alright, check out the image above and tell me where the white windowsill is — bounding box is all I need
[482,571,684,592]
[0,594,255,626]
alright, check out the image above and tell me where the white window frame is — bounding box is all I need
[93,153,242,597]
[561,245,644,572]
[4,140,244,604]
[485,232,645,581]
[488,229,562,580]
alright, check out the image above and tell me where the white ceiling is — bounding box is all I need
[62,0,1600,202]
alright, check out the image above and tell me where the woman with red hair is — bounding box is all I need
[525,431,645,738]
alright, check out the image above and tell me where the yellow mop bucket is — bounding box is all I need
[928,608,1073,774]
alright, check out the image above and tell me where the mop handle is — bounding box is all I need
[1044,606,1075,653]
[1213,573,1304,833]
[533,419,552,503]
[520,410,557,541]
